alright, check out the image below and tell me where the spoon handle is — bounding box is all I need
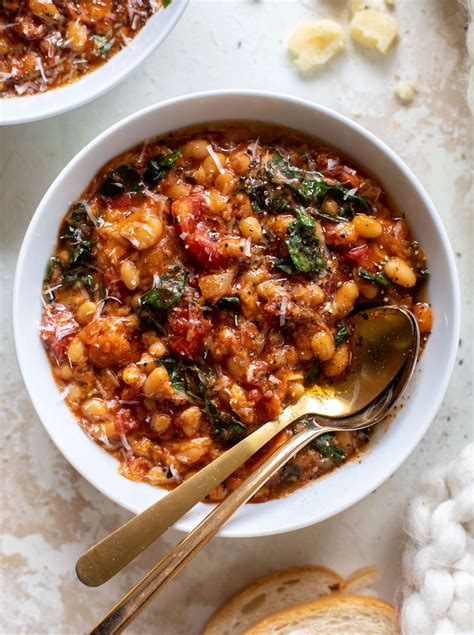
[77,416,290,587]
[89,425,332,635]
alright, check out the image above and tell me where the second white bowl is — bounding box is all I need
[0,0,189,126]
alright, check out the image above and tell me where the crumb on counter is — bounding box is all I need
[394,80,417,103]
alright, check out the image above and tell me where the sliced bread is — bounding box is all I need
[202,566,343,635]
[341,566,378,594]
[243,594,400,635]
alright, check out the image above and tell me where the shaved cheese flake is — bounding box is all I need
[36,57,48,83]
[138,140,149,164]
[345,187,359,198]
[55,322,78,341]
[288,20,346,71]
[279,296,289,327]
[91,424,117,451]
[248,138,260,161]
[244,238,251,257]
[169,464,182,482]
[57,383,73,402]
[15,83,31,95]
[43,283,63,300]
[206,144,226,174]
[81,199,101,227]
[350,8,398,53]
[120,433,132,452]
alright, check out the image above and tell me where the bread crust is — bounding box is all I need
[341,566,378,593]
[243,593,400,635]
[202,565,343,635]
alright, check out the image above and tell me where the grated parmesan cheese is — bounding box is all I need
[206,144,226,174]
[57,384,73,403]
[120,433,133,452]
[35,57,48,84]
[244,238,252,257]
[279,296,289,327]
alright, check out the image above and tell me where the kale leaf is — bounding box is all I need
[312,433,347,461]
[268,149,303,181]
[91,35,112,55]
[243,180,289,214]
[155,357,246,444]
[100,164,142,197]
[139,267,188,313]
[61,203,95,269]
[293,180,371,215]
[216,296,240,309]
[45,203,98,299]
[157,358,207,400]
[203,397,246,444]
[43,257,62,286]
[286,207,325,274]
[280,463,300,482]
[357,267,390,287]
[143,150,181,189]
[138,267,188,332]
[334,322,350,348]
[304,361,322,385]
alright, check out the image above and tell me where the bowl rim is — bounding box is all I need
[0,0,189,126]
[12,90,461,537]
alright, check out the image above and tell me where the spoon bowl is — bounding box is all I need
[279,305,417,422]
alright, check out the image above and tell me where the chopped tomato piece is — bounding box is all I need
[167,304,211,359]
[172,190,228,269]
[345,244,369,264]
[115,408,140,435]
[40,304,79,363]
[107,192,137,209]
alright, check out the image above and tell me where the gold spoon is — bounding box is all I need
[89,306,419,635]
[77,305,418,589]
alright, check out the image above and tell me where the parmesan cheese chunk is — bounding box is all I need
[288,20,346,71]
[350,8,398,53]
[394,80,417,102]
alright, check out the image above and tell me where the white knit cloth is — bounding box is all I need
[400,445,474,634]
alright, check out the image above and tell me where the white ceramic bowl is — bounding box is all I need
[0,0,188,126]
[13,91,460,537]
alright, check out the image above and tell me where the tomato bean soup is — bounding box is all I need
[40,124,432,502]
[0,0,169,97]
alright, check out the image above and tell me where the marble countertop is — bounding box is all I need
[1,1,472,633]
